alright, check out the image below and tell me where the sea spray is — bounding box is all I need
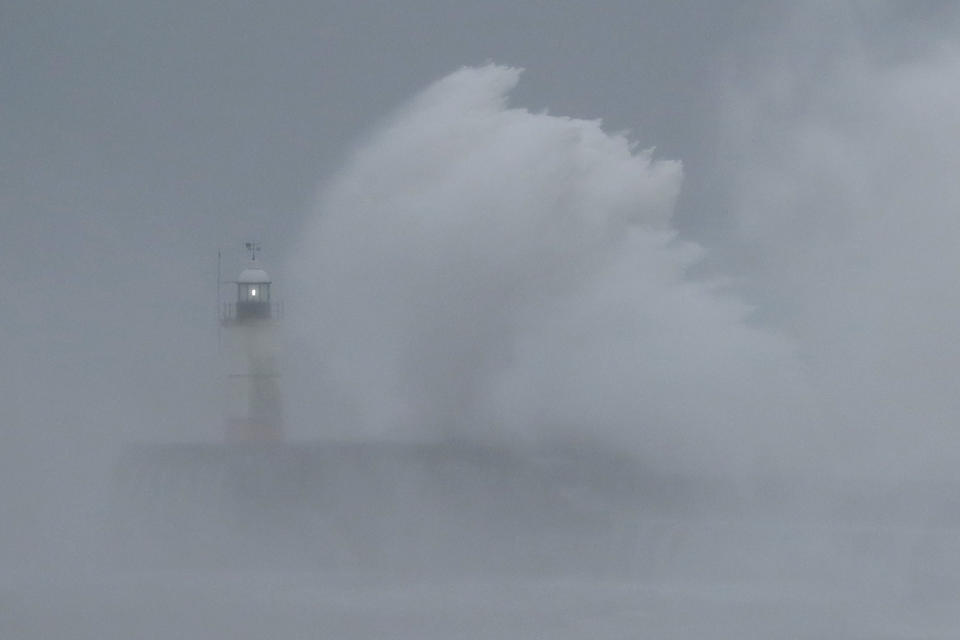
[287,64,809,475]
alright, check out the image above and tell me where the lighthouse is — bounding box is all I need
[220,245,283,442]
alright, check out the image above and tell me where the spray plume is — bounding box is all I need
[288,64,809,475]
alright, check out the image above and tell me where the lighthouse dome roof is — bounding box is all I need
[238,267,270,283]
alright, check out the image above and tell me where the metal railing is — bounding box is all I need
[220,301,283,324]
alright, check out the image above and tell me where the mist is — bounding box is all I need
[7,1,960,638]
[725,24,960,482]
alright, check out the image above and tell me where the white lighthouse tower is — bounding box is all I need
[221,243,283,442]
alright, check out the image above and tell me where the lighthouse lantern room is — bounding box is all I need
[236,267,272,320]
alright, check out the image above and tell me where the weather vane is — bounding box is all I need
[245,241,261,261]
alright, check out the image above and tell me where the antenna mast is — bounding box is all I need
[217,248,222,352]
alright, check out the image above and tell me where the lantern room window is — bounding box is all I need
[239,282,270,303]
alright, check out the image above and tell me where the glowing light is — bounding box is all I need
[250,287,257,297]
